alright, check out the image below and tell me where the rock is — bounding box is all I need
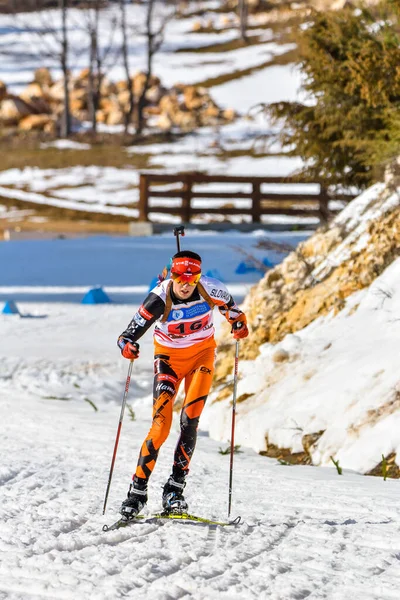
[191,20,202,32]
[76,68,90,83]
[310,0,347,9]
[183,86,207,110]
[20,84,52,114]
[34,67,53,87]
[100,79,117,96]
[19,114,55,131]
[156,113,173,130]
[1,66,226,134]
[28,97,52,115]
[107,109,124,125]
[300,227,342,260]
[70,97,87,114]
[116,80,129,92]
[149,75,161,88]
[71,88,88,102]
[222,108,236,121]
[302,431,325,454]
[201,103,220,120]
[96,109,106,123]
[144,105,161,116]
[220,14,237,27]
[20,82,45,100]
[132,72,147,98]
[159,93,180,119]
[173,110,198,131]
[44,119,57,135]
[171,83,186,95]
[145,84,165,105]
[99,97,115,112]
[117,89,131,110]
[48,80,66,102]
[0,96,35,125]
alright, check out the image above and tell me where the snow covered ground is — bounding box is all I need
[2,302,400,599]
[2,5,399,597]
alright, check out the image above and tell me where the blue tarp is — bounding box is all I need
[81,287,111,304]
[2,300,20,315]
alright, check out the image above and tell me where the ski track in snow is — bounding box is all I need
[1,305,400,599]
[3,394,400,600]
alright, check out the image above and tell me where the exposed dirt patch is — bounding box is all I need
[260,441,312,465]
[366,453,400,480]
[348,390,400,439]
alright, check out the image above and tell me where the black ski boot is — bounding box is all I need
[120,478,147,520]
[162,474,188,514]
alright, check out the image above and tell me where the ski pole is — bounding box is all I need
[102,359,134,515]
[228,340,240,518]
[173,225,185,252]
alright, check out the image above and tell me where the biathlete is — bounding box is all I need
[117,250,249,519]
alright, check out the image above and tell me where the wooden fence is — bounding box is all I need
[138,173,355,224]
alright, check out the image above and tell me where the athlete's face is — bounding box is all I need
[173,280,197,300]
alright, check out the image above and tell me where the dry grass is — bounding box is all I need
[0,131,171,171]
[366,453,400,479]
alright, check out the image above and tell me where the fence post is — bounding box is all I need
[319,186,329,224]
[251,181,261,223]
[139,174,149,221]
[182,174,193,223]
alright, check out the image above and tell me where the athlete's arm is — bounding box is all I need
[206,278,249,337]
[203,277,244,323]
[118,292,165,346]
[218,295,244,324]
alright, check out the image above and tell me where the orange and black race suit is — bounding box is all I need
[118,275,243,481]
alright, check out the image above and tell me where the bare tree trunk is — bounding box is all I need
[238,0,248,44]
[84,0,117,135]
[87,28,97,133]
[136,0,155,135]
[120,0,135,134]
[60,0,71,137]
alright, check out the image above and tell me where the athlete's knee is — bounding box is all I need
[148,419,172,449]
[180,411,199,433]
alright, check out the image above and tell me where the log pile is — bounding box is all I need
[0,67,237,135]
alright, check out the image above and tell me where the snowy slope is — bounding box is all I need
[204,177,400,475]
[1,303,400,599]
[205,260,400,472]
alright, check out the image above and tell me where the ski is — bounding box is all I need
[103,512,241,531]
[144,512,241,526]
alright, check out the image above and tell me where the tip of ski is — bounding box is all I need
[103,512,241,531]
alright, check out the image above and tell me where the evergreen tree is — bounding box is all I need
[267,3,400,189]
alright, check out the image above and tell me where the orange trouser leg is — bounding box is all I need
[135,354,180,480]
[134,339,215,482]
[173,344,215,475]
